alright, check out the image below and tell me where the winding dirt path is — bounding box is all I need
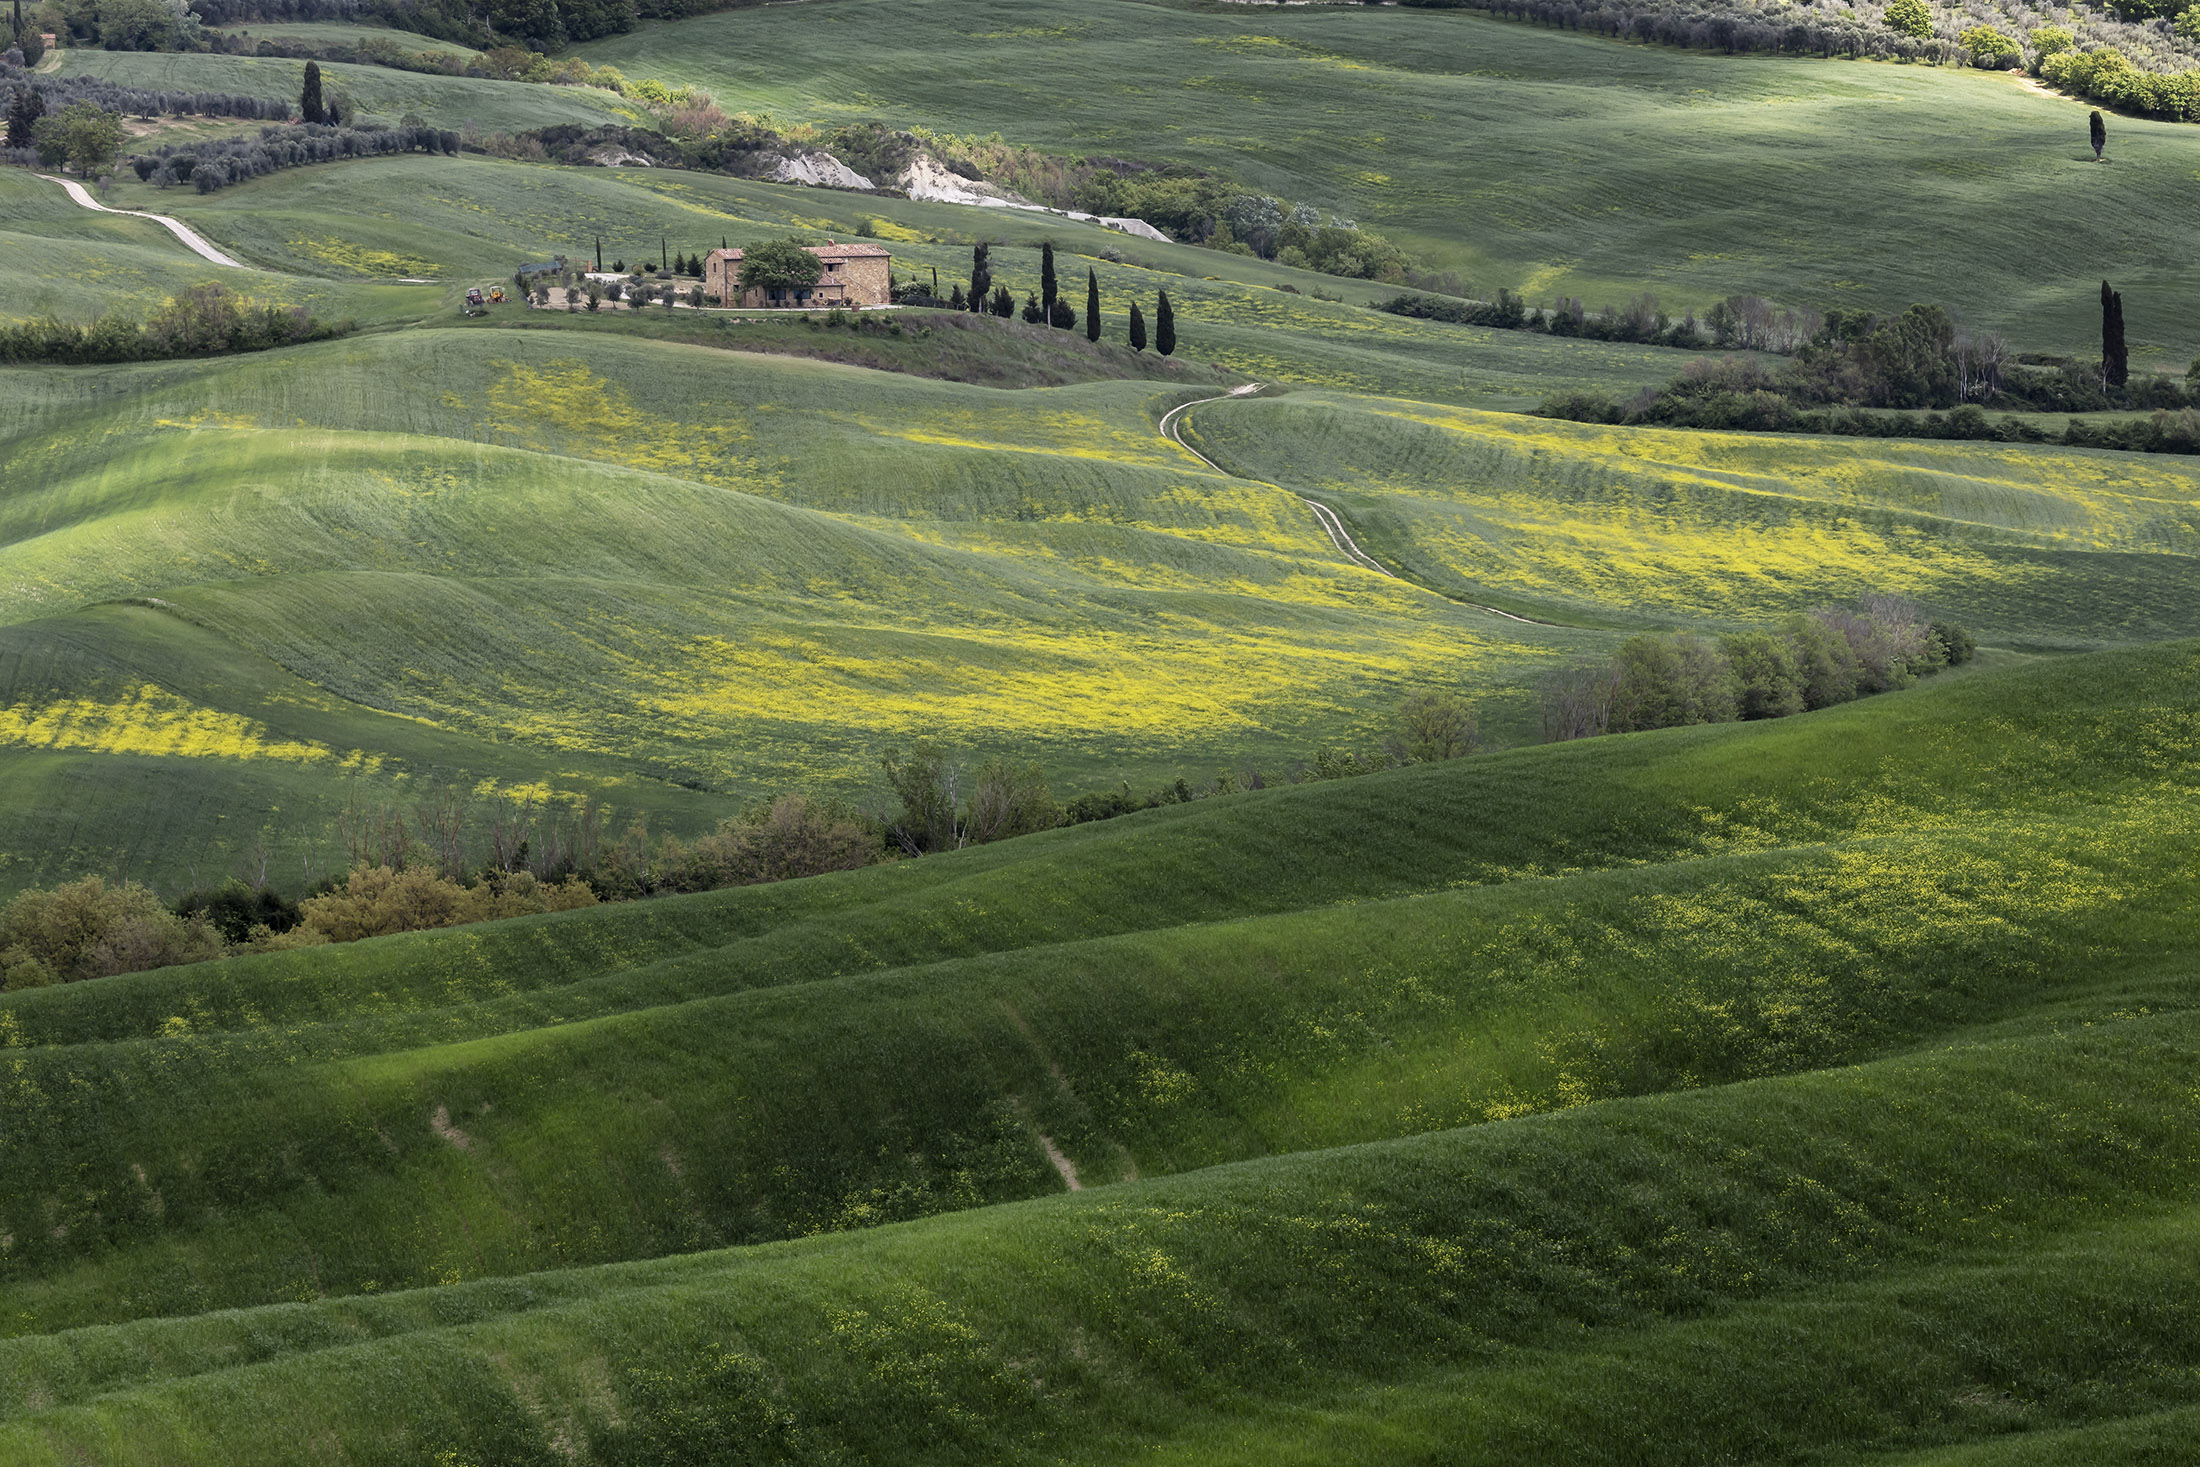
[1161,384,1395,576]
[36,173,245,268]
[1159,384,1559,625]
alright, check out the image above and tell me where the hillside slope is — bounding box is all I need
[0,643,2189,1344]
[576,0,2200,361]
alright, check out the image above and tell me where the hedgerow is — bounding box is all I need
[128,117,461,190]
[0,282,351,363]
[1540,594,1976,741]
[0,60,293,125]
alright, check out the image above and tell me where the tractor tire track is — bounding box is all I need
[1159,384,1560,625]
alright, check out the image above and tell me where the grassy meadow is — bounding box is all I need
[3,13,2200,1459]
[0,641,2193,1458]
[579,0,2200,364]
[1184,390,2200,637]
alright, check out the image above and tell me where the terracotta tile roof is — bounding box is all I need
[706,242,890,263]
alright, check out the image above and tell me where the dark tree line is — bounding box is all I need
[0,64,295,132]
[1399,0,1959,62]
[130,120,461,192]
[1540,285,2196,450]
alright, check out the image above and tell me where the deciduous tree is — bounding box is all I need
[737,238,824,297]
[1396,692,1478,760]
[1882,0,1931,39]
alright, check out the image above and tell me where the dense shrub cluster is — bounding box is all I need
[0,876,224,988]
[0,282,349,363]
[2039,41,2200,116]
[1541,595,1975,741]
[1542,301,2200,454]
[129,118,459,190]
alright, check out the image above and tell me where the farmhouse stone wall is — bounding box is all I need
[705,243,892,308]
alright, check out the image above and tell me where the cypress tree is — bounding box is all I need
[5,84,41,149]
[969,243,991,314]
[1040,241,1057,324]
[1129,301,1147,353]
[595,235,603,273]
[300,61,325,126]
[12,0,40,65]
[2102,279,2128,388]
[1086,268,1101,344]
[2089,109,2106,162]
[1156,289,1175,356]
[991,285,1014,318]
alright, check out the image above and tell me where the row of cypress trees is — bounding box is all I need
[963,241,1177,355]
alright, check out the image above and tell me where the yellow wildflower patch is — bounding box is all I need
[289,236,439,278]
[0,684,329,763]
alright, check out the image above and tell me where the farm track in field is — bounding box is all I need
[1160,384,1561,626]
[36,173,245,267]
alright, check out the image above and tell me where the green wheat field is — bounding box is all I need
[2,0,2198,1459]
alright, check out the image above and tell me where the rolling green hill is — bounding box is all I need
[578,0,2200,364]
[0,641,2193,1459]
[1181,390,2200,637]
[5,18,2200,1458]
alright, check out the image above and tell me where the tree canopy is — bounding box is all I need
[736,239,825,294]
[36,100,126,177]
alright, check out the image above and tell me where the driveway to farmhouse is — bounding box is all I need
[37,174,244,268]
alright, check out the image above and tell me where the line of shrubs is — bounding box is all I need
[1391,287,1715,345]
[0,64,294,127]
[1544,340,2200,456]
[1540,595,1974,741]
[1399,0,1961,63]
[128,120,461,192]
[0,282,349,364]
[0,694,1494,990]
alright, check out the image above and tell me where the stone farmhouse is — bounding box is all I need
[705,242,892,308]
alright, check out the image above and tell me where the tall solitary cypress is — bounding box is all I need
[595,236,603,272]
[2089,109,2106,162]
[300,61,325,125]
[1155,290,1175,357]
[1040,241,1057,324]
[2101,279,2128,388]
[969,243,991,314]
[6,83,41,149]
[1085,268,1101,344]
[1128,302,1147,353]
